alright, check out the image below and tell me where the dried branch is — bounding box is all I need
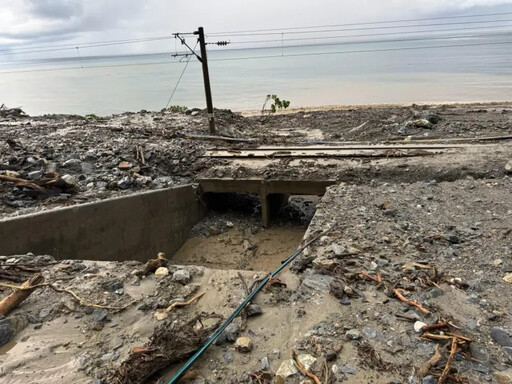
[394,288,430,314]
[165,291,206,313]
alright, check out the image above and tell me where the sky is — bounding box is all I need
[1,0,512,59]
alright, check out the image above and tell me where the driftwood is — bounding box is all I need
[0,174,46,192]
[0,273,44,315]
[110,316,221,384]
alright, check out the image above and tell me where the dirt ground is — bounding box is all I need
[1,102,512,384]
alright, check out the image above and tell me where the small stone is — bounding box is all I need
[226,221,234,228]
[260,356,270,370]
[470,343,489,363]
[220,323,240,343]
[34,323,43,330]
[154,311,168,321]
[95,310,108,323]
[346,329,361,340]
[155,267,169,276]
[62,158,82,170]
[61,174,78,185]
[422,375,437,384]
[235,337,253,353]
[39,308,51,319]
[492,327,512,347]
[118,161,133,170]
[28,170,43,180]
[411,119,433,129]
[505,161,512,174]
[223,351,233,364]
[341,365,356,375]
[246,304,262,317]
[414,321,427,333]
[503,274,512,284]
[172,269,191,284]
[114,288,124,295]
[276,359,299,379]
[494,259,504,267]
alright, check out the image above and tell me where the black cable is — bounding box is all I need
[208,18,512,37]
[208,11,512,34]
[223,30,512,52]
[1,39,511,75]
[228,24,512,45]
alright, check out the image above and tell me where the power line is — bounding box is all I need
[225,30,512,52]
[208,18,512,37]
[228,24,512,45]
[165,42,198,108]
[3,29,510,67]
[0,36,173,54]
[210,39,512,61]
[1,39,511,75]
[207,11,512,34]
[0,36,173,56]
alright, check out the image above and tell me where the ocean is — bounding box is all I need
[0,34,511,116]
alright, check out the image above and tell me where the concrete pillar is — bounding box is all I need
[260,193,289,228]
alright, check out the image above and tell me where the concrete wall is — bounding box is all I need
[0,186,205,262]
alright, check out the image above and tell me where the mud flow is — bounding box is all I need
[172,193,318,272]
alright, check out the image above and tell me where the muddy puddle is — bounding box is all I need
[172,226,305,272]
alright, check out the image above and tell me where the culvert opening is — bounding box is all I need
[171,192,319,272]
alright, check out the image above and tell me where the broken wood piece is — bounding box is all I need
[0,273,45,315]
[421,322,450,333]
[417,344,444,379]
[360,271,382,283]
[394,288,430,314]
[165,291,206,313]
[0,174,46,192]
[292,348,322,384]
[439,337,458,383]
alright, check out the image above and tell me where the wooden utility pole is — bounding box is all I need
[194,27,216,134]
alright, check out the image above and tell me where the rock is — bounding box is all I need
[61,174,78,185]
[505,161,512,174]
[28,170,43,180]
[411,119,433,129]
[95,310,108,323]
[62,158,82,171]
[226,221,234,228]
[118,161,133,170]
[330,243,345,256]
[503,274,512,284]
[117,176,132,189]
[276,359,299,379]
[223,351,233,364]
[492,327,512,347]
[422,375,437,384]
[341,365,356,375]
[246,304,262,317]
[172,269,191,284]
[470,343,489,363]
[302,274,334,292]
[495,369,512,384]
[220,323,240,343]
[423,114,441,124]
[414,321,427,333]
[346,329,361,340]
[235,337,253,352]
[155,267,169,276]
[260,356,270,370]
[39,308,51,319]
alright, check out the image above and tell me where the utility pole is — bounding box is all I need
[194,27,215,134]
[172,28,229,136]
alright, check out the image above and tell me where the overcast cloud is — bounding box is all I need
[1,0,512,56]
